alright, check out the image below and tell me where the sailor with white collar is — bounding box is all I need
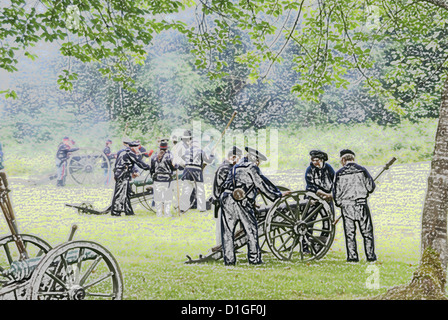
[179,136,215,212]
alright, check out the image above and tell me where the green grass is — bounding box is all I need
[1,118,438,177]
[276,118,437,170]
[1,161,429,300]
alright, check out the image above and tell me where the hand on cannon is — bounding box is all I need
[316,190,332,202]
[132,172,140,179]
[281,190,291,197]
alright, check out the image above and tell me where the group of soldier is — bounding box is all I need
[213,146,377,265]
[54,131,377,265]
[303,149,377,263]
[100,130,215,218]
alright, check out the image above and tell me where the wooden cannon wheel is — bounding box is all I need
[131,170,155,213]
[264,191,335,262]
[27,240,123,300]
[67,147,111,186]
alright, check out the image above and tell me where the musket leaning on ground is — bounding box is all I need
[332,157,397,226]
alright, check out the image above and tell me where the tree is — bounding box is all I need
[3,0,448,297]
[0,0,192,95]
[185,0,448,298]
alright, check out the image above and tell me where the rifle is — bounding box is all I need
[333,157,396,226]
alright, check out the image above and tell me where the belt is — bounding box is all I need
[185,164,202,169]
[340,199,367,206]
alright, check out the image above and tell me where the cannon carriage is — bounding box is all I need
[0,172,123,300]
[185,187,336,264]
[184,157,397,264]
[66,170,206,215]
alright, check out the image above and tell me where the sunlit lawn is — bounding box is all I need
[0,161,430,300]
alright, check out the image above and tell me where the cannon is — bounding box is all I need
[185,157,397,264]
[32,147,113,187]
[67,147,113,186]
[0,172,123,300]
[66,170,210,215]
[185,188,335,263]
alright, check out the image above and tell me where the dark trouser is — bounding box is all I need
[111,176,134,216]
[56,161,67,186]
[220,193,262,265]
[341,201,376,261]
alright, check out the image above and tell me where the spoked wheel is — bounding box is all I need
[265,191,335,262]
[131,170,155,213]
[256,186,290,251]
[28,240,123,300]
[67,148,111,186]
[0,234,52,274]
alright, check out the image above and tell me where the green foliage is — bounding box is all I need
[277,118,437,170]
[0,0,191,92]
[2,0,448,144]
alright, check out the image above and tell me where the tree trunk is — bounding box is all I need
[376,248,447,300]
[421,76,448,269]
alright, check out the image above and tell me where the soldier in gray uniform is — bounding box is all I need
[219,147,289,265]
[212,146,243,246]
[333,149,377,262]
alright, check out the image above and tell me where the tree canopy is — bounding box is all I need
[2,0,448,141]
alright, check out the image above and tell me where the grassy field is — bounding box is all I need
[1,118,438,177]
[1,161,430,300]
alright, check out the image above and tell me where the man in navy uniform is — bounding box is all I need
[102,139,116,185]
[303,149,336,253]
[333,149,377,262]
[219,146,289,265]
[212,146,243,246]
[179,136,215,212]
[305,150,335,203]
[55,137,79,187]
[150,141,178,217]
[111,140,151,216]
